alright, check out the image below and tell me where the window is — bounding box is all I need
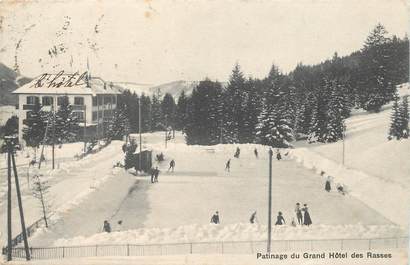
[92,97,97,106]
[104,96,112,104]
[97,96,103,105]
[42,96,53,106]
[73,111,84,121]
[74,97,84,105]
[57,96,69,106]
[26,96,39,105]
[92,111,98,121]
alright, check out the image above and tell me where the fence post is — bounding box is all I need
[95,245,98,257]
[368,239,371,250]
[190,243,193,254]
[341,239,344,250]
[62,247,65,258]
[221,242,224,254]
[127,244,129,256]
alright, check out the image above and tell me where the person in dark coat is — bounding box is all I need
[168,159,175,172]
[210,211,220,224]
[325,176,331,192]
[254,148,258,158]
[103,220,111,233]
[275,211,285,225]
[154,167,160,182]
[302,204,312,226]
[234,147,240,158]
[295,203,303,225]
[225,159,231,172]
[150,168,155,183]
[276,149,282,160]
[249,211,257,224]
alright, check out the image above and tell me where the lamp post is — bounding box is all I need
[267,148,273,253]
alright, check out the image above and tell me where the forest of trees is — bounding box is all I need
[113,23,409,147]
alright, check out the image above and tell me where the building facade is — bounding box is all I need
[12,72,122,144]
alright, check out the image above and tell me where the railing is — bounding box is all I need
[3,237,408,260]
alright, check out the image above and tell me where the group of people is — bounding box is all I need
[210,204,312,226]
[322,171,346,195]
[150,155,176,183]
[102,220,123,233]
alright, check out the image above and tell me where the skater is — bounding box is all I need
[254,148,258,158]
[234,147,240,158]
[210,211,220,224]
[302,204,312,226]
[291,218,297,227]
[168,159,175,172]
[154,167,160,182]
[325,176,331,192]
[116,220,123,231]
[102,220,111,233]
[295,203,303,225]
[276,149,282,161]
[336,183,345,195]
[225,159,231,172]
[249,211,257,224]
[150,168,156,183]
[275,211,285,225]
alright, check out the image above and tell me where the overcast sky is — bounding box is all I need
[0,0,408,85]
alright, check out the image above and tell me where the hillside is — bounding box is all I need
[0,63,31,106]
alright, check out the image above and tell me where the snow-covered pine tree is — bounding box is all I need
[223,63,246,143]
[23,100,46,149]
[54,96,79,143]
[185,79,222,145]
[176,91,188,131]
[323,79,347,142]
[240,78,261,143]
[151,90,164,131]
[388,96,402,140]
[255,93,294,148]
[140,94,152,132]
[359,23,395,112]
[161,93,177,131]
[107,106,130,140]
[256,67,294,148]
[308,87,329,143]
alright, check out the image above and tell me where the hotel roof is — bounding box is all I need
[12,72,122,96]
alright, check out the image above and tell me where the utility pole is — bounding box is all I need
[7,146,12,261]
[6,137,31,261]
[165,114,168,149]
[139,97,142,170]
[342,123,346,166]
[267,148,273,253]
[220,119,223,144]
[83,105,87,153]
[52,104,55,170]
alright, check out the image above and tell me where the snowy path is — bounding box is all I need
[0,141,125,245]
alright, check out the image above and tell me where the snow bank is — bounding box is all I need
[289,148,410,228]
[53,223,402,246]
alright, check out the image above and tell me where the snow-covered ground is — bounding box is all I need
[292,85,410,228]
[20,131,402,248]
[0,140,125,245]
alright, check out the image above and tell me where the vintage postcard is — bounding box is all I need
[0,0,408,264]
